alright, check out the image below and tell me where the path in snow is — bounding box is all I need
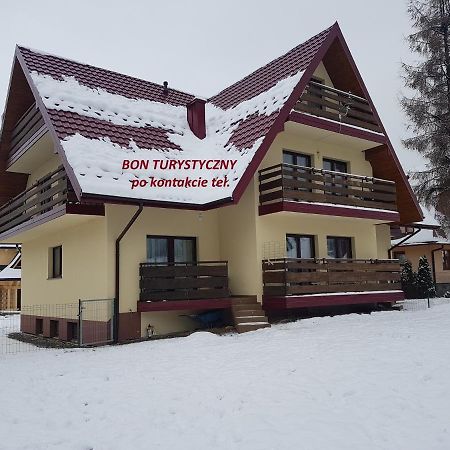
[1,305,450,449]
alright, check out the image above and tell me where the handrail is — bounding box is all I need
[308,80,369,104]
[259,163,395,185]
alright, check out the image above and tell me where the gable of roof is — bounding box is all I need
[1,22,422,222]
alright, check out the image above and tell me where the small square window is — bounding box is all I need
[49,245,62,279]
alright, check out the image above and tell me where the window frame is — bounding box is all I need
[49,245,62,279]
[146,235,197,264]
[326,236,353,259]
[286,234,316,259]
[443,249,450,271]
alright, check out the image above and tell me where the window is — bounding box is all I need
[49,320,59,338]
[327,236,353,259]
[49,245,62,279]
[67,322,78,342]
[323,158,348,174]
[283,151,312,194]
[147,236,196,264]
[393,251,407,264]
[323,158,348,197]
[443,250,450,271]
[283,151,311,168]
[286,234,315,259]
[35,318,43,335]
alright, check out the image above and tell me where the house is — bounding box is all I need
[0,244,21,310]
[0,22,423,342]
[391,206,450,296]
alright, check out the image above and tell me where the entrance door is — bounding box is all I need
[147,236,197,264]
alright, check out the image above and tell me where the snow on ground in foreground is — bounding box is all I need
[2,305,450,450]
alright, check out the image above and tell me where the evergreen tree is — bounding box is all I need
[416,255,436,298]
[401,0,450,215]
[400,260,418,299]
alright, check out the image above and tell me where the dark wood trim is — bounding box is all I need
[139,261,229,301]
[7,125,48,168]
[65,203,105,216]
[138,298,232,312]
[263,290,405,310]
[262,258,402,297]
[258,200,400,221]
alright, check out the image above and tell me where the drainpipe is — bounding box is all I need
[431,245,444,285]
[388,228,421,259]
[114,204,143,343]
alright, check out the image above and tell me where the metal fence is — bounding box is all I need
[397,296,450,312]
[79,298,115,346]
[1,299,115,355]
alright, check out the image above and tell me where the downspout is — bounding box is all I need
[388,228,421,259]
[114,204,143,343]
[431,245,444,285]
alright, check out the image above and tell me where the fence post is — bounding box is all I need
[78,299,82,346]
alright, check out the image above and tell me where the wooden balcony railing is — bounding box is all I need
[295,81,382,133]
[0,166,69,235]
[9,103,46,159]
[139,261,229,301]
[262,258,402,297]
[259,163,397,211]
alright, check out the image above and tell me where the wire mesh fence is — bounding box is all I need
[1,299,115,355]
[398,296,450,312]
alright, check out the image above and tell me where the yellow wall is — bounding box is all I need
[260,128,373,177]
[26,153,61,188]
[21,217,107,318]
[399,244,450,284]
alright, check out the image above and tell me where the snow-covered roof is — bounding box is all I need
[16,26,333,205]
[0,253,21,280]
[393,205,450,246]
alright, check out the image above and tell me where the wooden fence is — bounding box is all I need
[295,80,382,133]
[262,258,402,296]
[139,261,229,301]
[259,163,397,211]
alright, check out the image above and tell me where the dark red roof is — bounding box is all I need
[210,26,332,109]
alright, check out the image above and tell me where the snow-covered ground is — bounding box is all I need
[2,304,450,450]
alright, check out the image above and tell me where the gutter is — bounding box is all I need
[114,204,143,343]
[388,228,421,259]
[431,245,444,285]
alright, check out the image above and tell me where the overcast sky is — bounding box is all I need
[0,0,426,171]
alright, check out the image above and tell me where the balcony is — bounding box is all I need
[258,163,399,221]
[138,261,232,312]
[294,81,382,134]
[262,258,404,310]
[7,103,47,167]
[0,166,104,240]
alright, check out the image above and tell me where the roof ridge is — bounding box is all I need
[208,23,335,107]
[17,45,198,100]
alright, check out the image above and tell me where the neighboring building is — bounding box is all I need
[0,22,423,341]
[391,207,450,296]
[0,245,21,310]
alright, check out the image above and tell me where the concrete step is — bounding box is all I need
[232,303,263,312]
[231,296,258,305]
[236,323,271,333]
[234,315,268,324]
[232,309,266,317]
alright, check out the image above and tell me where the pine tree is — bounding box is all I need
[401,0,450,214]
[416,256,436,298]
[400,260,418,298]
